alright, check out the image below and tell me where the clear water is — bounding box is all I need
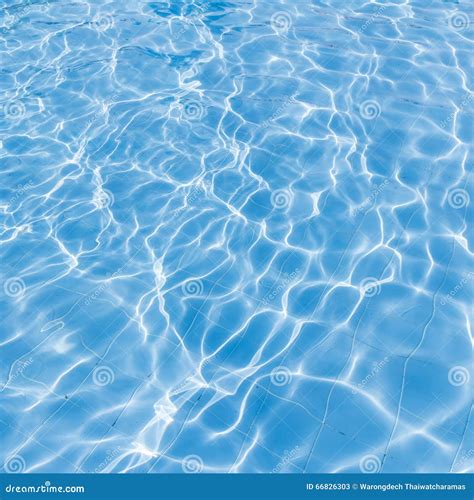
[1,0,472,474]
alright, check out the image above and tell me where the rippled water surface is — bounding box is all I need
[1,0,473,474]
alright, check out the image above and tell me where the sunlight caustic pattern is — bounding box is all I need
[0,0,473,474]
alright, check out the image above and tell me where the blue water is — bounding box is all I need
[1,0,472,475]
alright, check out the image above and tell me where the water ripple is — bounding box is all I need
[0,0,472,474]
